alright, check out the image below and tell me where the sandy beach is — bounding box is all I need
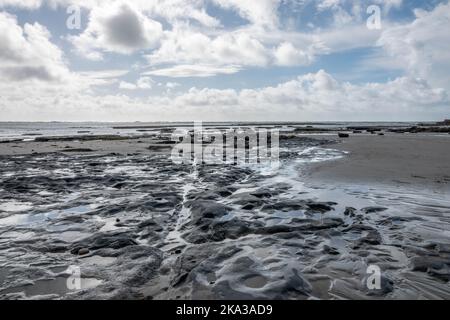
[1,0,450,308]
[0,126,449,300]
[306,134,450,191]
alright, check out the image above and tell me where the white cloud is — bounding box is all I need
[274,42,314,66]
[176,87,239,107]
[0,0,220,27]
[0,11,70,82]
[119,76,154,90]
[212,0,281,28]
[136,76,153,89]
[143,26,330,74]
[1,70,447,121]
[146,28,270,68]
[376,2,450,90]
[0,0,449,122]
[78,69,129,79]
[165,70,447,120]
[1,0,386,74]
[70,2,163,59]
[143,64,241,78]
[0,11,127,91]
[119,81,137,90]
[166,82,180,89]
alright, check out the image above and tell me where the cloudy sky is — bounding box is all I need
[0,0,449,121]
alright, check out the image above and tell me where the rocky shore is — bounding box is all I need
[0,128,449,300]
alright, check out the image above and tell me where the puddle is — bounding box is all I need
[56,231,91,242]
[0,205,94,227]
[243,275,267,289]
[0,277,102,298]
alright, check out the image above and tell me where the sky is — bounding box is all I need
[0,0,449,122]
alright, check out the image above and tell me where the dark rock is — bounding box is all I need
[292,218,345,231]
[148,145,171,152]
[257,218,344,236]
[61,148,94,153]
[436,243,450,254]
[171,244,221,286]
[256,225,294,235]
[360,230,382,245]
[0,139,22,144]
[31,244,68,253]
[249,188,275,199]
[306,201,336,213]
[343,224,382,245]
[216,187,236,197]
[427,266,450,281]
[262,200,307,212]
[36,134,135,142]
[70,232,138,254]
[410,256,448,272]
[344,207,357,217]
[186,201,231,225]
[183,218,260,244]
[138,219,158,229]
[361,207,388,214]
[231,194,265,209]
[323,245,340,255]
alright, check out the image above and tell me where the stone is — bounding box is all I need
[361,207,388,214]
[344,207,357,217]
[78,248,90,256]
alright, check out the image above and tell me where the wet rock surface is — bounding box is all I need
[0,137,449,300]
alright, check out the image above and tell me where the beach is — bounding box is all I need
[307,134,450,190]
[1,0,450,309]
[0,124,449,300]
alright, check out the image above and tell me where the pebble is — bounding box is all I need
[78,248,90,256]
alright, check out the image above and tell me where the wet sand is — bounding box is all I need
[0,136,168,156]
[306,133,450,190]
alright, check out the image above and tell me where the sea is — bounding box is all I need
[0,121,421,141]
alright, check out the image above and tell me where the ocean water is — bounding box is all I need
[0,121,420,140]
